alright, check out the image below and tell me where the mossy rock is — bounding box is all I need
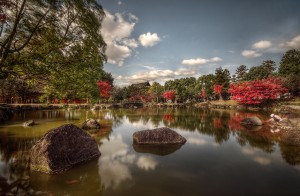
[30,124,100,174]
[133,127,186,145]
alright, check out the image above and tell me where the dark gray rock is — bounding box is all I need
[82,119,101,129]
[133,127,186,145]
[30,124,100,174]
[241,116,263,126]
[23,120,35,127]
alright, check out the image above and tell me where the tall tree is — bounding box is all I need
[197,74,215,99]
[0,0,106,79]
[244,60,276,81]
[214,67,230,99]
[0,0,110,102]
[214,67,231,88]
[164,77,196,101]
[278,49,300,96]
[235,65,248,82]
[148,82,164,102]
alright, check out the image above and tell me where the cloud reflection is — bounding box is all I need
[241,147,272,165]
[241,148,255,155]
[188,137,207,145]
[98,134,159,190]
[98,135,134,189]
[253,156,271,165]
[137,156,158,171]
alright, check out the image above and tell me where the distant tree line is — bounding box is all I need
[109,49,299,105]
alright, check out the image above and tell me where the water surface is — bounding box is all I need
[0,108,300,195]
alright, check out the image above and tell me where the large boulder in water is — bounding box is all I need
[82,119,101,130]
[241,116,263,126]
[133,127,186,145]
[30,124,100,174]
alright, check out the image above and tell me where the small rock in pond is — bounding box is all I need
[82,118,101,129]
[133,127,186,145]
[23,120,35,126]
[240,116,263,126]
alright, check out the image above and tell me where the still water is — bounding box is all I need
[0,108,300,195]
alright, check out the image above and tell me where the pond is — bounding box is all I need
[0,108,300,195]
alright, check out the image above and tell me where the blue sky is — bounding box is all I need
[99,0,300,86]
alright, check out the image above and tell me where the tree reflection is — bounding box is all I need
[107,108,300,165]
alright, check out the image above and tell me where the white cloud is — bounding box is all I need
[182,58,208,65]
[280,35,300,49]
[139,32,161,47]
[182,57,223,65]
[118,1,122,5]
[106,44,131,66]
[128,13,139,23]
[116,68,197,85]
[102,10,138,66]
[241,50,262,58]
[252,40,272,49]
[210,57,223,62]
[143,65,156,70]
[121,38,139,49]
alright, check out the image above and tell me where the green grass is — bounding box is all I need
[209,100,238,106]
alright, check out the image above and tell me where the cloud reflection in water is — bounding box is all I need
[98,134,158,190]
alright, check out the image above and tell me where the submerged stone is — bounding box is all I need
[23,120,35,127]
[133,127,186,145]
[241,116,263,126]
[30,124,100,174]
[82,118,101,129]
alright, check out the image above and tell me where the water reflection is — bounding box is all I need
[0,108,300,195]
[136,156,158,171]
[99,135,134,190]
[98,134,159,190]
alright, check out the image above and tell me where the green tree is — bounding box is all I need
[278,49,300,96]
[148,82,164,102]
[165,77,196,102]
[0,0,109,102]
[235,65,248,82]
[214,67,231,88]
[244,60,276,81]
[214,67,231,99]
[197,74,215,99]
[1,0,105,78]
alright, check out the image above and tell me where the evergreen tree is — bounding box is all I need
[278,49,300,95]
[235,65,248,81]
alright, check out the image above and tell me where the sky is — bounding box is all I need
[99,0,300,86]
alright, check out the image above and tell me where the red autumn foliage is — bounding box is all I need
[213,84,223,100]
[163,90,176,101]
[129,95,152,102]
[199,89,207,99]
[213,118,222,129]
[228,77,288,105]
[97,80,112,99]
[213,84,223,95]
[61,99,69,104]
[163,114,174,122]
